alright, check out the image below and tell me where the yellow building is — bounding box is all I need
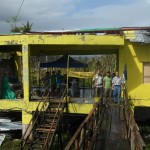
[0,27,150,133]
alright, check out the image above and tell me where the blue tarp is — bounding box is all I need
[40,55,88,68]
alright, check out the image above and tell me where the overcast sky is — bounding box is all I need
[0,0,150,33]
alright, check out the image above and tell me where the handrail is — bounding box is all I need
[87,105,105,150]
[44,101,64,149]
[123,88,146,150]
[21,89,50,149]
[65,102,101,150]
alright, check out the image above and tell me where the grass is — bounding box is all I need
[0,138,20,150]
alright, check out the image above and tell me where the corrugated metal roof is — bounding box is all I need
[1,27,150,43]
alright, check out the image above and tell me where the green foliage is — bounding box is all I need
[0,139,20,150]
[6,16,20,33]
[29,55,117,87]
[11,26,24,33]
[6,17,33,33]
[139,125,150,148]
[87,54,116,74]
[30,56,40,86]
[146,144,150,150]
[22,21,33,32]
[79,78,92,88]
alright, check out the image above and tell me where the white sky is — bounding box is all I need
[0,0,150,33]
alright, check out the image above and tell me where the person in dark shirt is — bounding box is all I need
[40,71,51,96]
[56,70,62,97]
[51,71,56,96]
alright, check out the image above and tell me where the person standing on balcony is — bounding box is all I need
[112,71,123,104]
[51,71,56,96]
[41,71,51,96]
[103,71,112,103]
[92,69,103,97]
[56,70,62,97]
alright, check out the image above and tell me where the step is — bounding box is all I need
[46,115,59,119]
[48,104,64,108]
[38,115,59,122]
[32,148,44,150]
[32,140,45,145]
[44,118,59,123]
[30,143,46,150]
[25,140,45,147]
[46,109,63,113]
[49,109,63,113]
[50,109,63,113]
[39,123,57,128]
[36,128,55,132]
[50,109,60,112]
[31,139,51,150]
[43,117,59,122]
[39,113,59,117]
[50,100,65,103]
[36,127,55,131]
[34,133,52,139]
[37,135,49,140]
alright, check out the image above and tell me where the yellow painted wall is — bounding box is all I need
[1,32,150,125]
[0,34,124,45]
[1,34,124,124]
[119,40,150,106]
[67,103,93,114]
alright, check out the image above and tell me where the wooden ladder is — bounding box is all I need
[21,99,66,150]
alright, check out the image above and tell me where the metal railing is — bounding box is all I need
[64,88,146,150]
[64,98,105,150]
[123,88,146,150]
[44,101,64,149]
[21,91,50,149]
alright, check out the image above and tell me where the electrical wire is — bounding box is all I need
[15,0,25,21]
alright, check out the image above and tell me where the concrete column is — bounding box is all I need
[22,110,32,138]
[22,45,30,102]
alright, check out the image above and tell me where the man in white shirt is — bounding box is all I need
[112,71,123,103]
[92,70,103,97]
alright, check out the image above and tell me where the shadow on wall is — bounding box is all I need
[125,43,144,97]
[134,106,150,123]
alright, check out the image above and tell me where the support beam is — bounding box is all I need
[22,110,32,136]
[22,45,30,101]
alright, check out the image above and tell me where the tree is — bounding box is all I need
[22,21,33,32]
[6,16,19,32]
[87,54,116,73]
[6,17,33,33]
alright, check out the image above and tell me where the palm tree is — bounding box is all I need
[6,17,33,33]
[22,21,33,32]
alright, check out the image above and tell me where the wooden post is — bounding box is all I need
[75,138,79,150]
